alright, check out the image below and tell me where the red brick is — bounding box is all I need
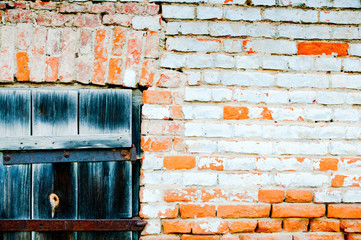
[272,204,325,218]
[45,56,59,82]
[258,189,284,203]
[285,190,313,203]
[217,204,271,218]
[328,204,361,219]
[157,71,182,88]
[145,31,159,58]
[92,29,109,85]
[163,220,191,234]
[5,9,32,23]
[59,3,88,13]
[139,60,155,87]
[103,14,131,26]
[164,189,197,202]
[89,3,115,14]
[257,219,282,233]
[31,2,57,10]
[16,52,29,81]
[297,42,349,56]
[36,12,71,27]
[147,4,160,15]
[230,220,257,233]
[122,4,145,14]
[112,27,127,56]
[108,58,123,85]
[123,31,143,87]
[164,156,196,170]
[342,220,361,232]
[59,28,76,83]
[141,137,172,152]
[223,106,249,120]
[74,14,101,28]
[192,220,229,234]
[283,219,309,232]
[310,219,340,232]
[180,204,216,218]
[143,90,173,105]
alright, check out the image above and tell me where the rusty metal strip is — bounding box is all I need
[2,148,134,165]
[0,219,147,232]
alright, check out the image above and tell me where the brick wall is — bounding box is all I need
[1,0,361,239]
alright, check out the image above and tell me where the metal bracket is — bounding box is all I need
[0,219,147,232]
[3,145,139,165]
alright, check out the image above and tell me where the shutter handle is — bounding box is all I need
[49,193,60,218]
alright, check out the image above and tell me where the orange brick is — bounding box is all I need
[283,219,309,232]
[163,220,191,234]
[180,204,216,219]
[331,175,347,187]
[293,234,344,240]
[164,189,197,202]
[173,137,185,152]
[217,204,270,218]
[139,204,178,219]
[108,58,123,85]
[201,189,228,202]
[310,219,340,232]
[16,52,29,81]
[171,106,183,120]
[223,106,249,120]
[258,189,284,203]
[259,106,274,120]
[140,237,180,240]
[192,220,229,234]
[45,56,59,82]
[198,156,224,171]
[163,156,196,170]
[112,27,126,56]
[285,190,313,203]
[297,42,349,56]
[257,219,282,233]
[230,220,257,233]
[342,220,361,233]
[315,158,339,171]
[328,204,361,219]
[139,60,155,87]
[181,236,220,240]
[272,204,325,218]
[92,29,108,84]
[141,137,172,152]
[143,90,173,105]
[347,234,361,240]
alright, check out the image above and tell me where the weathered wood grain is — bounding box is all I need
[0,89,31,239]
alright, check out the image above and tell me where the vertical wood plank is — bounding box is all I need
[31,89,78,240]
[78,89,133,240]
[0,89,31,240]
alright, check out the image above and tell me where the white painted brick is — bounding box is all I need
[332,26,359,40]
[185,139,218,153]
[166,22,180,35]
[204,123,233,137]
[47,28,61,55]
[142,219,161,235]
[219,173,274,186]
[243,39,297,54]
[303,108,333,121]
[214,54,235,68]
[132,16,161,30]
[262,90,290,104]
[320,10,361,24]
[185,71,201,85]
[252,0,276,6]
[142,189,163,202]
[306,0,333,8]
[223,39,243,53]
[234,89,263,103]
[314,189,342,203]
[228,190,258,202]
[218,140,273,155]
[162,5,195,19]
[224,7,262,21]
[248,22,277,38]
[263,8,318,23]
[315,57,342,71]
[198,156,224,170]
[331,74,361,90]
[197,6,223,19]
[209,22,247,37]
[224,157,257,171]
[269,107,303,121]
[316,92,345,104]
[318,126,346,139]
[185,87,212,102]
[292,126,319,139]
[140,204,178,219]
[262,56,289,70]
[166,37,221,52]
[186,54,214,68]
[273,141,329,155]
[180,22,209,35]
[339,158,361,171]
[343,58,361,72]
[343,190,361,203]
[333,0,361,8]
[211,88,233,102]
[183,172,218,186]
[142,154,163,170]
[290,90,317,103]
[233,124,263,138]
[302,25,333,39]
[263,125,297,139]
[274,173,328,187]
[221,71,275,87]
[330,141,361,155]
[185,123,204,137]
[183,105,223,119]
[209,0,246,4]
[235,56,261,69]
[349,44,361,56]
[277,73,329,89]
[142,171,182,185]
[277,24,304,39]
[160,52,186,68]
[278,0,306,6]
[288,56,314,71]
[334,108,359,122]
[203,70,221,85]
[256,157,313,171]
[142,105,170,119]
[345,126,361,139]
[346,92,361,104]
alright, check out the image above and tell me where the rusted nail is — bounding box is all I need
[135,220,147,227]
[3,155,11,162]
[63,152,70,158]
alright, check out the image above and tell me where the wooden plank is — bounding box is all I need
[78,89,133,240]
[0,134,131,151]
[31,89,78,240]
[0,89,31,239]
